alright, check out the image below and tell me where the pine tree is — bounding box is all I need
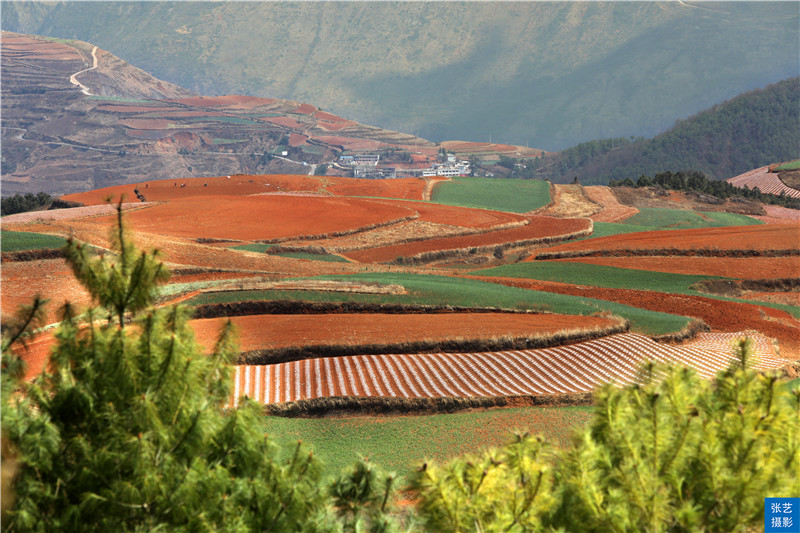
[1,202,337,532]
[411,339,800,532]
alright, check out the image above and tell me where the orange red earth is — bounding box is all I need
[192,313,620,354]
[537,225,800,255]
[472,276,800,359]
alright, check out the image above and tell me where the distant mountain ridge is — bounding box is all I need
[3,1,797,150]
[539,78,800,184]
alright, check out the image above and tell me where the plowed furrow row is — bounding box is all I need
[229,332,791,405]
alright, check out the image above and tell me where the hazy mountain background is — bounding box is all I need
[541,78,800,184]
[3,1,797,151]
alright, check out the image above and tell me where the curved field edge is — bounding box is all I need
[186,273,695,336]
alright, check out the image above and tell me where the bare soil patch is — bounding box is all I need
[539,184,601,218]
[612,187,766,215]
[583,186,639,222]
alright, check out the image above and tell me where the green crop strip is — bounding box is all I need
[264,406,594,477]
[620,208,762,229]
[431,177,551,213]
[187,272,692,335]
[1,231,67,252]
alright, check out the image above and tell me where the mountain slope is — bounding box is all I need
[0,32,434,196]
[3,1,797,150]
[540,78,800,184]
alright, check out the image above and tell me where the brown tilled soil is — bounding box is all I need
[191,312,621,355]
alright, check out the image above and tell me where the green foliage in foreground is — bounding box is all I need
[187,272,693,335]
[1,231,68,253]
[412,344,800,532]
[3,208,798,532]
[431,176,551,213]
[2,206,382,532]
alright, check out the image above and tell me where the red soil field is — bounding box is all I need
[550,256,800,279]
[2,33,82,61]
[314,121,351,132]
[539,224,800,256]
[192,313,619,354]
[345,217,591,263]
[1,260,94,326]
[83,195,418,242]
[64,174,328,205]
[292,103,317,115]
[121,118,172,130]
[96,105,185,114]
[171,95,277,108]
[262,116,305,129]
[473,276,800,359]
[288,133,308,146]
[324,177,429,200]
[315,137,382,151]
[64,175,449,206]
[228,331,789,405]
[313,110,349,122]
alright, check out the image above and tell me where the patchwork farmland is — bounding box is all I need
[4,170,799,468]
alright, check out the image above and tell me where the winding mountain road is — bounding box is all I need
[69,45,98,96]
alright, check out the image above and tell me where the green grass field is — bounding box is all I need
[231,243,348,262]
[231,243,277,253]
[1,231,67,252]
[775,160,800,171]
[187,272,692,335]
[620,208,761,230]
[263,406,594,478]
[431,177,550,213]
[474,262,721,294]
[274,252,350,262]
[473,262,800,319]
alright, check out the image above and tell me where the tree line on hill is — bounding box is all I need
[537,77,800,185]
[2,206,798,531]
[1,193,83,217]
[609,170,800,209]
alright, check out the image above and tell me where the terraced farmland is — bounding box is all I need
[728,166,800,198]
[229,332,789,406]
